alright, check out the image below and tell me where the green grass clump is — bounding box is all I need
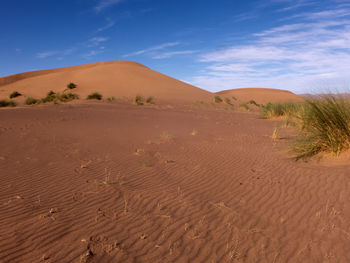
[231,96,237,101]
[239,103,250,111]
[87,92,102,100]
[224,98,232,105]
[0,99,16,107]
[293,96,350,160]
[25,97,39,105]
[40,91,79,103]
[146,96,155,104]
[213,96,223,103]
[67,82,77,90]
[134,95,144,105]
[9,91,22,99]
[261,102,300,119]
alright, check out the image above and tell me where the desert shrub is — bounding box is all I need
[0,99,16,107]
[247,99,260,107]
[239,103,250,111]
[87,92,102,100]
[213,96,223,103]
[261,102,301,119]
[67,82,77,90]
[231,96,237,101]
[146,96,155,104]
[9,91,22,99]
[40,91,56,103]
[293,96,350,160]
[25,97,39,105]
[41,91,79,103]
[224,98,232,105]
[134,95,144,105]
[106,96,115,102]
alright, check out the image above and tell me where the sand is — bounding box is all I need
[216,88,303,104]
[1,100,350,263]
[1,62,349,262]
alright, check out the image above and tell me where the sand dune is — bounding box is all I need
[217,88,303,104]
[0,61,212,103]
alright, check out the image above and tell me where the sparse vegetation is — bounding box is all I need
[239,103,250,111]
[292,96,350,160]
[261,102,300,119]
[106,96,115,102]
[247,99,260,107]
[0,99,16,107]
[40,91,79,103]
[213,95,223,103]
[9,91,22,99]
[87,92,102,100]
[146,96,155,104]
[134,95,144,105]
[67,82,77,90]
[231,96,237,101]
[25,97,39,105]
[224,98,232,105]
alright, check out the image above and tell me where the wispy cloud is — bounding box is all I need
[36,51,58,59]
[97,18,115,32]
[88,37,109,47]
[189,7,350,93]
[152,50,197,59]
[123,42,180,57]
[95,0,123,13]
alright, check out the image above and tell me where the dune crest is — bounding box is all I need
[217,87,303,104]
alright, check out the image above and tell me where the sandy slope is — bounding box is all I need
[0,61,211,103]
[1,101,350,263]
[216,88,303,104]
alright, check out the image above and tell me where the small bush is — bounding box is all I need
[247,100,260,107]
[134,95,144,105]
[213,96,223,103]
[239,103,250,111]
[87,92,102,100]
[231,96,237,101]
[40,91,79,103]
[9,91,22,99]
[0,99,16,107]
[25,97,39,105]
[67,82,77,90]
[106,96,115,102]
[146,96,155,104]
[224,98,232,105]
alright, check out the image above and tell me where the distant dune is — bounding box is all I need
[0,61,212,103]
[217,87,303,104]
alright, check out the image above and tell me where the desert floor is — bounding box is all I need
[1,101,350,263]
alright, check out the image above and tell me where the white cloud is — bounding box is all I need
[189,7,350,93]
[122,42,180,57]
[36,51,58,59]
[95,0,123,13]
[152,50,197,59]
[88,37,109,47]
[97,18,115,32]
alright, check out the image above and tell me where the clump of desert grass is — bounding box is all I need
[292,96,350,160]
[213,95,223,103]
[146,96,155,104]
[239,103,250,111]
[134,95,144,105]
[87,92,102,100]
[67,82,77,90]
[25,97,39,105]
[9,91,22,99]
[224,97,232,105]
[0,99,17,107]
[247,99,260,107]
[40,90,79,103]
[106,96,115,102]
[261,102,301,119]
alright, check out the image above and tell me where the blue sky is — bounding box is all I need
[1,0,350,93]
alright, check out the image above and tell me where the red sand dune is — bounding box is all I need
[216,88,303,104]
[0,61,212,103]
